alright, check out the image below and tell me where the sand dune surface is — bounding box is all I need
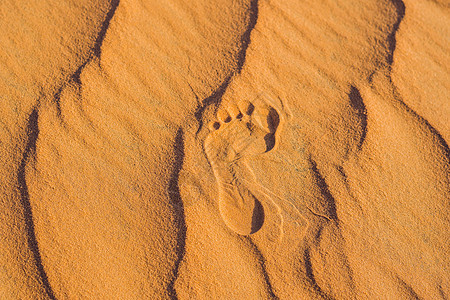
[0,0,449,299]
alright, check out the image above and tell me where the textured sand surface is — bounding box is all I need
[0,0,449,299]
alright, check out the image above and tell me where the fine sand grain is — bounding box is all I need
[1,0,449,299]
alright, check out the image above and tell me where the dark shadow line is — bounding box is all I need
[16,2,122,297]
[309,159,338,221]
[348,86,367,150]
[72,0,120,82]
[53,86,64,118]
[93,0,121,58]
[305,164,356,298]
[391,85,450,163]
[387,0,405,66]
[335,166,364,214]
[71,61,88,85]
[167,128,187,300]
[236,0,259,75]
[303,249,332,299]
[55,0,120,107]
[385,0,448,162]
[18,108,56,300]
[395,276,421,300]
[244,237,279,300]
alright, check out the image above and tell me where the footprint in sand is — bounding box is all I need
[204,95,283,235]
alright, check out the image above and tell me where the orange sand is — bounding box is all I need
[0,0,448,299]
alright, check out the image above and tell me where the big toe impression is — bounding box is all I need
[251,101,281,152]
